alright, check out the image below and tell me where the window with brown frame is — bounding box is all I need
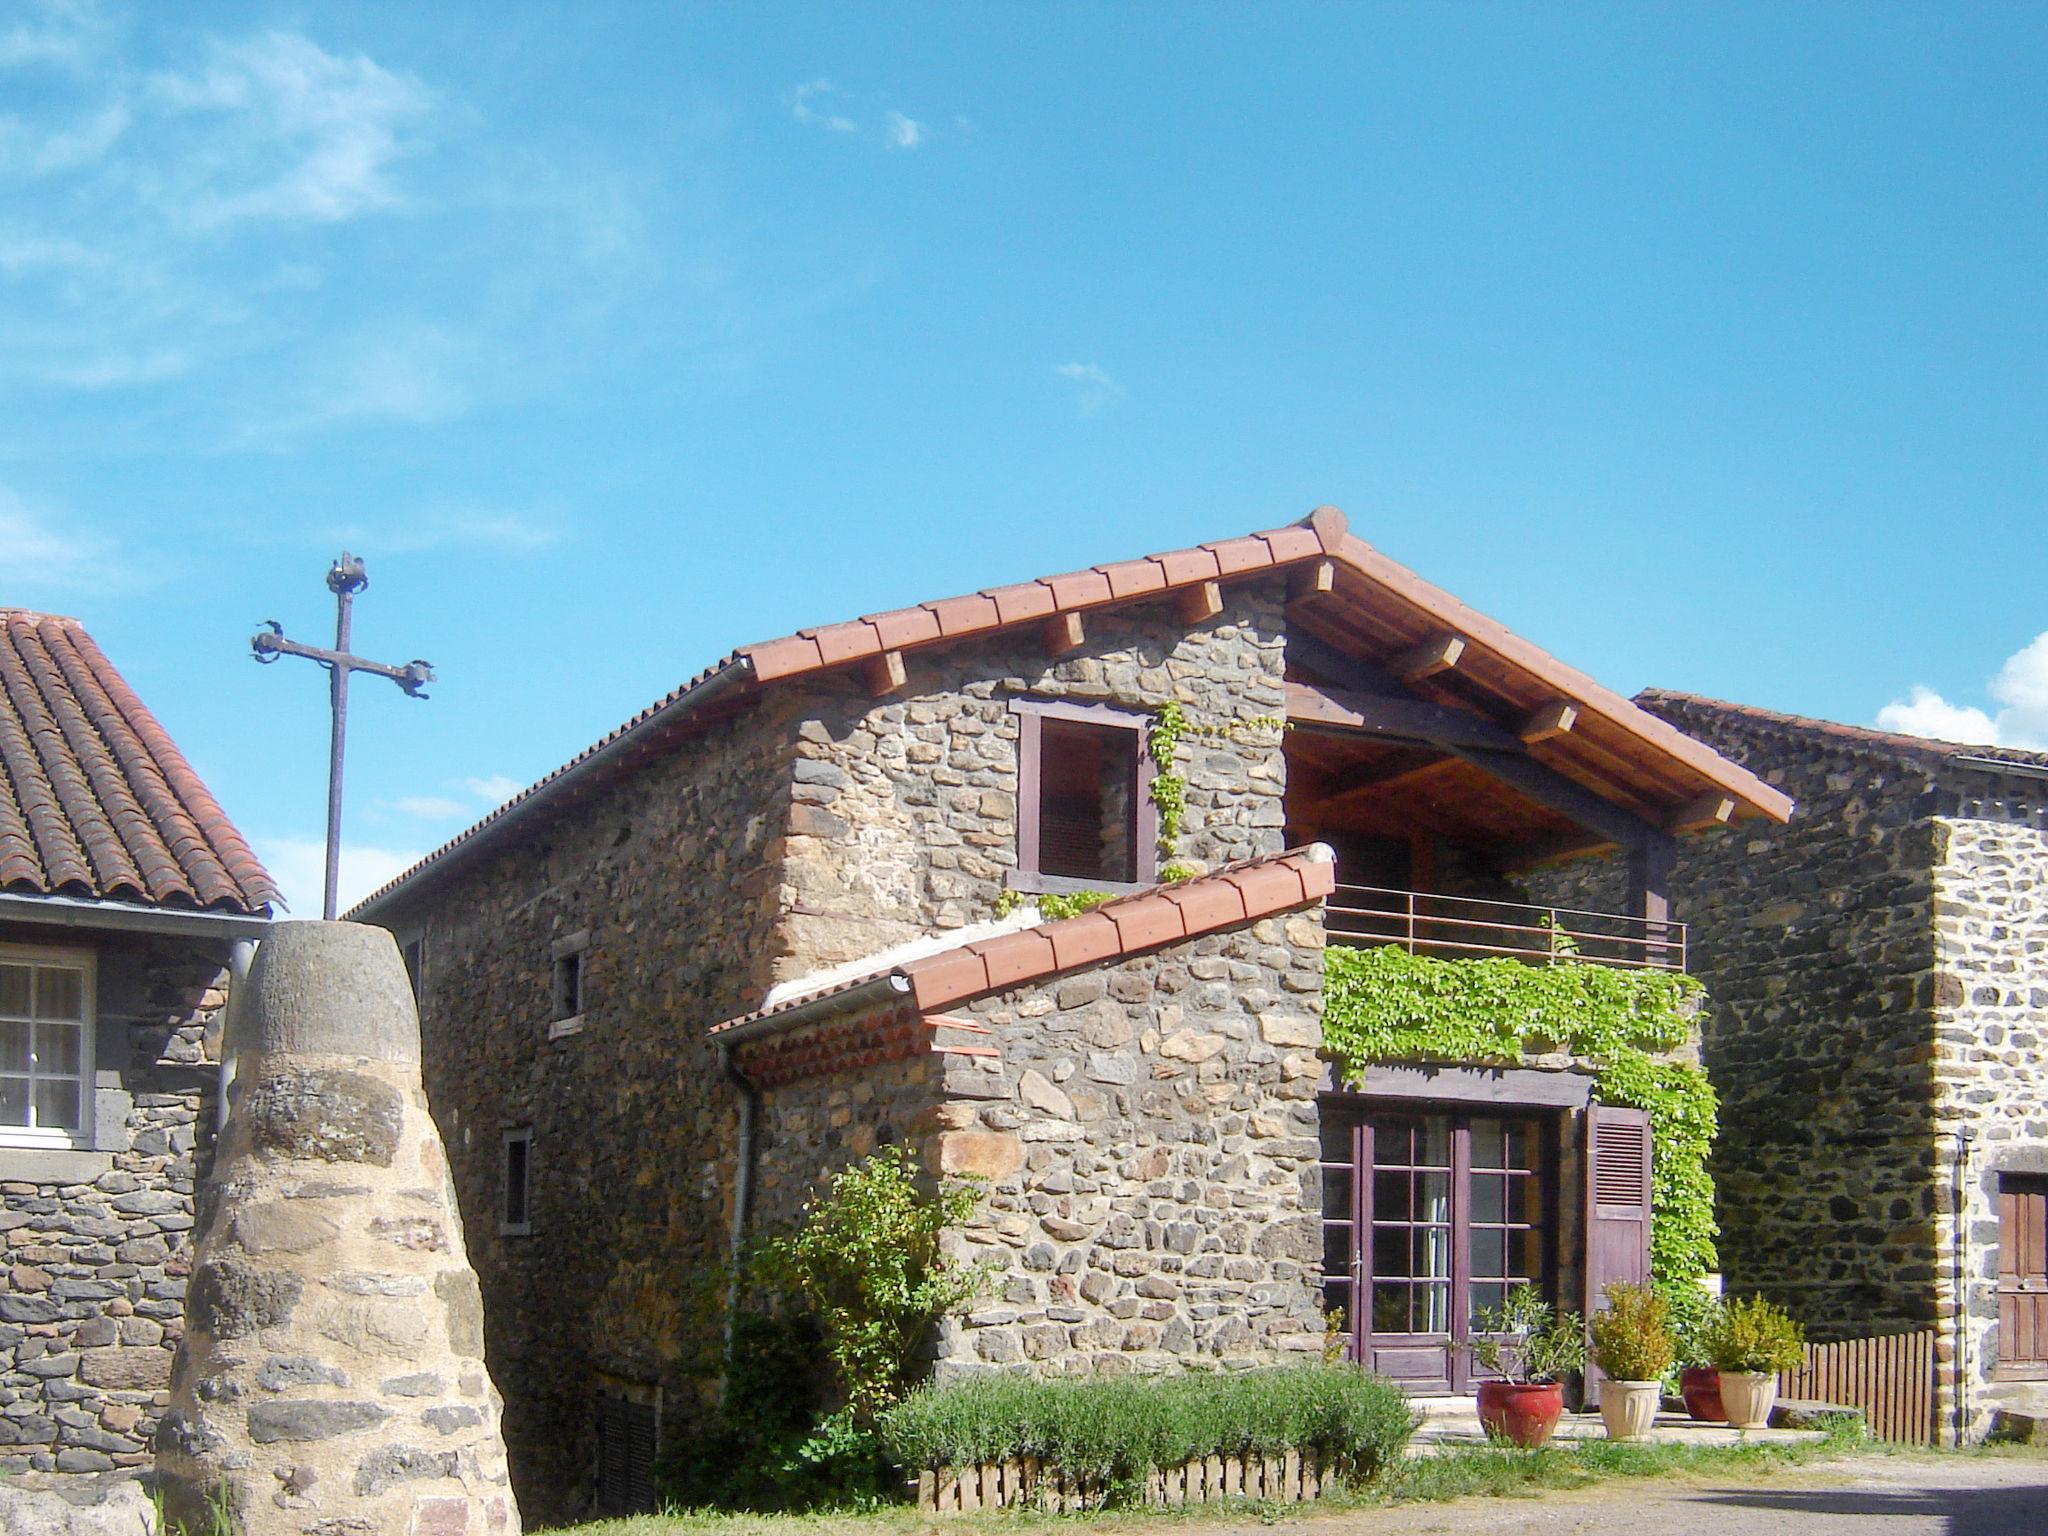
[1010,697,1157,891]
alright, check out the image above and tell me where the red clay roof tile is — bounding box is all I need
[863,606,945,651]
[1096,560,1168,601]
[0,611,276,914]
[1041,569,1115,609]
[983,583,1059,625]
[923,594,1003,637]
[1044,911,1122,971]
[905,946,993,1011]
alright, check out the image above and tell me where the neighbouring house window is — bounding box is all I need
[1010,697,1157,891]
[0,948,94,1149]
[594,1383,660,1514]
[549,930,589,1039]
[502,1127,534,1236]
[1998,1173,2047,1380]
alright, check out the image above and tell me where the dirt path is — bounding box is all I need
[1197,1454,2048,1536]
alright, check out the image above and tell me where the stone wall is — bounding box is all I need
[399,702,799,1524]
[0,925,236,1474]
[395,580,1296,1518]
[927,910,1329,1373]
[1531,700,1947,1340]
[765,579,1290,978]
[1930,814,2048,1439]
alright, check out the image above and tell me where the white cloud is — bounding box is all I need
[0,1,106,73]
[151,32,432,227]
[884,111,927,150]
[1876,632,2048,750]
[330,506,561,557]
[387,794,470,820]
[0,484,119,588]
[250,323,470,438]
[39,349,189,389]
[252,834,425,916]
[465,774,524,806]
[0,102,129,177]
[1055,361,1126,416]
[790,80,857,135]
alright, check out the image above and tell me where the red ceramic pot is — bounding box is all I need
[1475,1381,1567,1448]
[1680,1366,1727,1423]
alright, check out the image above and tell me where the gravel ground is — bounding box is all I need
[1205,1453,2048,1536]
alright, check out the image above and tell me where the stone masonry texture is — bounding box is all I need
[157,921,518,1536]
[390,580,1292,1521]
[1535,693,2048,1441]
[0,924,236,1476]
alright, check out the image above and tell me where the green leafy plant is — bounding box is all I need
[755,1145,991,1423]
[1660,1280,1723,1373]
[1589,1281,1674,1382]
[1703,1294,1805,1375]
[1464,1285,1587,1385]
[879,1366,1417,1502]
[993,887,1117,921]
[1321,945,1719,1287]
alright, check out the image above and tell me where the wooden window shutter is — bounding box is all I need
[595,1392,658,1514]
[1584,1104,1653,1386]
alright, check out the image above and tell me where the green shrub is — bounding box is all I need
[755,1146,991,1422]
[1704,1294,1805,1374]
[878,1366,1417,1500]
[1588,1282,1673,1382]
[1659,1279,1722,1372]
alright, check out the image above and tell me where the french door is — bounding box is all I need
[1321,1107,1552,1391]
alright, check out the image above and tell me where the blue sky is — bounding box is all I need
[5,2,2046,913]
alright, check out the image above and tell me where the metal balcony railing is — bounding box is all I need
[1326,883,1687,971]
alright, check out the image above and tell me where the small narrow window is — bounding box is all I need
[502,1127,533,1236]
[1011,699,1156,891]
[548,930,589,1039]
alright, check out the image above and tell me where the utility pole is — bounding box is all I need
[252,554,434,919]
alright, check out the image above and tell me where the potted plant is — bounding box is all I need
[1588,1282,1672,1441]
[1465,1285,1588,1448]
[1665,1285,1726,1422]
[1702,1294,1804,1429]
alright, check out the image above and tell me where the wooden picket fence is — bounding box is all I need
[1775,1328,1939,1445]
[916,1450,1338,1512]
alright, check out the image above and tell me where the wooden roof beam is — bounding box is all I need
[1518,699,1578,744]
[861,650,907,697]
[1173,580,1223,625]
[1044,612,1086,655]
[1390,630,1466,684]
[1667,792,1737,834]
[1286,680,1523,753]
[1289,559,1337,600]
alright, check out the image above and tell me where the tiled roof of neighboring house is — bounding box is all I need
[0,610,277,914]
[710,846,1336,1038]
[1638,689,2048,777]
[351,506,1791,919]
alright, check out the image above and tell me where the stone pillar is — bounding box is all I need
[155,922,519,1536]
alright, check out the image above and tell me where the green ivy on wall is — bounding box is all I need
[1321,945,1720,1286]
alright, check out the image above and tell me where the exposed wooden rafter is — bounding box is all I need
[1043,612,1086,655]
[861,650,907,697]
[1390,630,1467,683]
[1667,792,1737,834]
[1288,559,1337,600]
[1518,699,1578,744]
[1173,581,1224,625]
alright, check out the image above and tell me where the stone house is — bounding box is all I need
[351,507,1788,1518]
[0,608,277,1472]
[1535,690,2048,1444]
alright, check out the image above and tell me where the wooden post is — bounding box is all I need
[1627,832,1676,963]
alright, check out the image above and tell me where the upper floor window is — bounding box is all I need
[0,949,94,1148]
[549,930,589,1040]
[1010,697,1157,892]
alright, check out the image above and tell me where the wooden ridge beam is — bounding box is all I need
[1285,680,1524,753]
[1518,699,1578,744]
[1390,630,1466,683]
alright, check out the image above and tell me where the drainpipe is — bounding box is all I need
[1952,1124,1975,1446]
[718,1041,759,1361]
[217,939,257,1135]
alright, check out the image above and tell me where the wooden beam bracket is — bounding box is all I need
[1518,699,1579,744]
[1043,612,1087,656]
[861,650,908,697]
[1667,792,1737,834]
[1173,581,1224,626]
[1390,630,1467,683]
[1288,559,1337,600]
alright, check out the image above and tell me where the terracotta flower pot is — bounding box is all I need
[1476,1381,1566,1448]
[1718,1370,1779,1430]
[1598,1379,1662,1441]
[1680,1365,1726,1423]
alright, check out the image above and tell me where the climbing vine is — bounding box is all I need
[1145,700,1285,859]
[1321,945,1720,1286]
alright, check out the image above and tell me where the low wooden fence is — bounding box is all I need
[1775,1328,1939,1445]
[916,1451,1338,1512]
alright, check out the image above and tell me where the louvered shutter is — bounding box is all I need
[1584,1104,1654,1388]
[595,1394,659,1514]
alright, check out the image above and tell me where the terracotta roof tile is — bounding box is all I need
[0,611,276,913]
[709,846,1335,1038]
[864,606,945,651]
[983,583,1058,625]
[1096,560,1168,601]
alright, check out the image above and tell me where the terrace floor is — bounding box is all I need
[1409,1395,1831,1453]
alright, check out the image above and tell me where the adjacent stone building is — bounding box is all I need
[353,507,1788,1519]
[0,608,277,1473]
[1536,690,2048,1444]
